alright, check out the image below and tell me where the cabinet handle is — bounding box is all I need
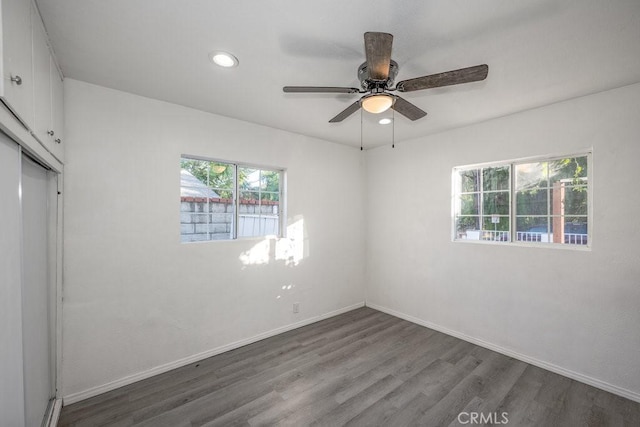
[10,75,23,85]
[55,138,61,144]
[47,130,55,136]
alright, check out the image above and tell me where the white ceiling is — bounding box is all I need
[36,0,640,149]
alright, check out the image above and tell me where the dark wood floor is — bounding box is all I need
[59,307,640,426]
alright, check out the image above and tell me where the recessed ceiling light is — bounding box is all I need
[378,118,393,125]
[209,51,239,68]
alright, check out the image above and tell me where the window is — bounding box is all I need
[453,153,589,247]
[180,156,284,242]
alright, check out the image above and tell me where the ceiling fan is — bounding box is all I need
[283,32,488,123]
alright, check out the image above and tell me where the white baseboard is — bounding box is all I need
[46,398,63,427]
[366,302,640,404]
[62,302,365,405]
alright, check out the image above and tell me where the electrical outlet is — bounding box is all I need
[293,302,299,313]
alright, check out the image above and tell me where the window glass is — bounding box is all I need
[483,166,509,191]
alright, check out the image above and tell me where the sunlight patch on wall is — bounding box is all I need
[239,239,272,266]
[276,218,305,266]
[239,217,307,267]
[276,283,296,300]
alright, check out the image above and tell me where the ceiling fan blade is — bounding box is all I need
[392,95,427,121]
[364,32,393,81]
[396,64,489,92]
[283,86,360,94]
[329,101,361,123]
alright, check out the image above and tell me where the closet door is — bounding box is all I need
[21,153,55,427]
[0,132,25,427]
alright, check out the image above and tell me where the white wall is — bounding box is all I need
[366,83,640,400]
[61,79,366,400]
[62,78,640,403]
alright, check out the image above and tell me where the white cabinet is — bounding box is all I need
[50,62,63,160]
[0,0,33,128]
[0,0,64,163]
[30,2,63,161]
[31,2,50,142]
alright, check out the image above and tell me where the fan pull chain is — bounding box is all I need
[392,108,395,148]
[360,107,363,151]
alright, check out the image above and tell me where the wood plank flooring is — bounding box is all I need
[58,307,640,426]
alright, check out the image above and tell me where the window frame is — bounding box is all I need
[180,155,286,242]
[452,151,592,249]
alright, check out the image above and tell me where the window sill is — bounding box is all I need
[452,238,591,251]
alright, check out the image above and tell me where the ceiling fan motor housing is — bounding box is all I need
[358,60,398,90]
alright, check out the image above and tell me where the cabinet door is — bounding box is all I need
[0,0,33,128]
[49,63,64,161]
[31,3,52,145]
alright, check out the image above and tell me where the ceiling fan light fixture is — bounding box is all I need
[361,94,394,114]
[209,51,239,68]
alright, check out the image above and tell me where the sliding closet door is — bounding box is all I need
[21,154,55,427]
[0,133,26,426]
